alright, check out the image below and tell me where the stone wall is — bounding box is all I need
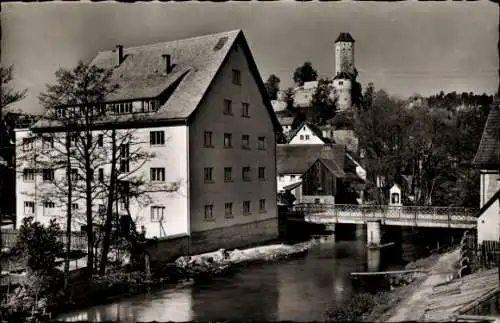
[190,218,279,255]
[146,218,279,263]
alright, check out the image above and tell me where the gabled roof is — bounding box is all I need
[277,143,345,175]
[473,104,500,169]
[288,121,332,144]
[32,30,281,132]
[314,158,346,178]
[335,33,355,43]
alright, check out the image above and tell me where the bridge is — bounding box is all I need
[288,203,478,245]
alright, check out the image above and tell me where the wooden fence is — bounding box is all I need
[461,231,500,270]
[1,229,88,250]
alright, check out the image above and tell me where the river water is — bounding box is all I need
[59,226,461,322]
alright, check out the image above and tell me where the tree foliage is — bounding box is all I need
[264,74,281,101]
[310,79,336,125]
[356,86,493,206]
[0,65,27,112]
[12,216,64,273]
[293,62,318,86]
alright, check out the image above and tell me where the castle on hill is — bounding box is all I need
[273,32,361,154]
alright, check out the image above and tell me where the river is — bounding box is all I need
[58,226,462,322]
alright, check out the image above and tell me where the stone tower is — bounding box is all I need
[333,33,356,111]
[335,32,355,76]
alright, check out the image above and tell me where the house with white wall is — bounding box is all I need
[472,101,500,244]
[288,121,331,145]
[16,29,281,257]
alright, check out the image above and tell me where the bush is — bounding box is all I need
[324,292,391,322]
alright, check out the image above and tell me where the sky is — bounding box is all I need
[1,1,498,115]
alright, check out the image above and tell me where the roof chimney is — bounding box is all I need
[162,54,172,74]
[116,45,124,66]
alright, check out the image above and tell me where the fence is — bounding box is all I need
[461,231,500,271]
[1,229,88,250]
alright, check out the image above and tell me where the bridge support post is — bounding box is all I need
[367,221,382,247]
[325,224,336,233]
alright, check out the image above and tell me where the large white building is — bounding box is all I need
[16,30,282,257]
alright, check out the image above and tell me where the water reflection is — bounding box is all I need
[59,238,417,322]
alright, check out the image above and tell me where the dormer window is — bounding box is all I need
[142,100,157,112]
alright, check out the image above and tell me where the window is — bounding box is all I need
[151,206,165,222]
[259,199,266,213]
[225,202,233,218]
[204,204,214,220]
[98,204,106,215]
[242,166,251,181]
[98,168,104,182]
[115,102,132,114]
[72,203,79,210]
[279,175,284,181]
[339,81,343,85]
[69,169,78,182]
[151,168,166,181]
[24,201,35,215]
[241,102,250,117]
[257,136,266,150]
[243,201,251,215]
[69,134,77,147]
[204,131,214,147]
[224,99,233,115]
[300,135,304,140]
[204,167,214,183]
[224,133,232,148]
[119,144,130,173]
[44,201,55,209]
[42,169,54,182]
[23,169,35,182]
[150,131,165,146]
[258,167,265,180]
[290,175,296,180]
[97,134,104,147]
[232,69,241,85]
[305,135,310,140]
[42,136,53,150]
[224,167,232,181]
[22,137,35,152]
[242,135,250,149]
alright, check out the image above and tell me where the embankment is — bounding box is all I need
[48,240,318,320]
[324,246,459,322]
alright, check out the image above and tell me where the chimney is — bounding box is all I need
[116,45,124,66]
[162,54,172,74]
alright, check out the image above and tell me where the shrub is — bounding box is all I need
[324,292,391,322]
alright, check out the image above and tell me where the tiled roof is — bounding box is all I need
[335,33,355,43]
[278,116,295,126]
[317,158,346,178]
[32,30,281,131]
[277,143,345,176]
[473,105,500,169]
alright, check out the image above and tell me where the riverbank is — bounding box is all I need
[49,239,319,320]
[323,246,458,322]
[369,247,459,322]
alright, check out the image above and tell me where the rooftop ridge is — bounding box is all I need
[100,29,242,53]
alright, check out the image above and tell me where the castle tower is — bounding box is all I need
[333,32,356,111]
[334,32,355,76]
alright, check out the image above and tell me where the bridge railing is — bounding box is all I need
[289,203,478,226]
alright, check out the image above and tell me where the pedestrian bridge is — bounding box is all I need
[289,203,478,229]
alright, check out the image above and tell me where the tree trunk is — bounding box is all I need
[99,129,117,276]
[64,132,73,294]
[85,129,94,280]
